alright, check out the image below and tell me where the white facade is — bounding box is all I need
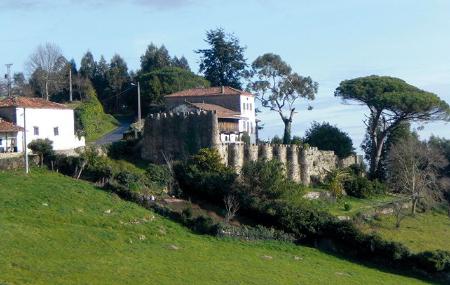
[238,95,257,143]
[12,107,84,152]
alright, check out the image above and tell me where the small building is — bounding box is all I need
[0,118,23,153]
[0,97,85,153]
[165,86,257,143]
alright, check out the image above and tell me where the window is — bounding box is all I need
[33,127,39,136]
[249,103,252,111]
[0,138,3,145]
[54,127,59,136]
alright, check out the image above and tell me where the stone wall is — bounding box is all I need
[141,111,220,163]
[216,143,361,185]
[141,111,362,185]
[0,153,39,170]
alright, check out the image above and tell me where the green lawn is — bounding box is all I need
[360,209,450,253]
[0,169,433,285]
[325,195,399,217]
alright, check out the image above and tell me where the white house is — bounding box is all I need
[0,97,85,153]
[165,86,257,143]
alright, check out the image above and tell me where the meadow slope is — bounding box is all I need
[0,169,432,285]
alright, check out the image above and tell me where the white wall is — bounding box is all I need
[14,108,85,152]
[239,95,257,143]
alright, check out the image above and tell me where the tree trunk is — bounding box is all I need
[282,119,292,144]
[369,133,386,179]
[45,80,49,101]
[412,198,418,215]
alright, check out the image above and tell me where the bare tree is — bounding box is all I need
[26,43,67,100]
[224,195,240,224]
[388,199,410,228]
[387,136,448,215]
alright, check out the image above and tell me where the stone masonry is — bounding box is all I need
[141,111,361,185]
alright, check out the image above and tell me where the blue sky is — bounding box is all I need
[1,0,449,151]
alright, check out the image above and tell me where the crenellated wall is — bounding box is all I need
[141,111,362,185]
[215,143,359,184]
[141,111,220,163]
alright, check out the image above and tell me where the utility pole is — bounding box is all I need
[5,63,13,97]
[137,81,141,126]
[69,67,73,101]
[23,108,29,174]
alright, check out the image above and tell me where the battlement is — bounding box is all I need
[141,111,361,185]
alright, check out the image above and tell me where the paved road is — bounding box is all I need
[94,118,132,145]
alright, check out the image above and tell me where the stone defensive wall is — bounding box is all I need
[141,110,361,185]
[141,110,220,163]
[216,143,360,185]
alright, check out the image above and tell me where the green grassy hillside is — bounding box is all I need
[361,210,450,253]
[0,169,432,285]
[70,84,119,142]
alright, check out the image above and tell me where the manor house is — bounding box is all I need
[165,86,257,143]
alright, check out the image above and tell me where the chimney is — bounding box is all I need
[221,86,224,94]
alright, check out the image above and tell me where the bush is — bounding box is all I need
[304,121,354,158]
[108,139,139,160]
[188,216,217,235]
[344,203,352,211]
[217,224,295,243]
[240,160,286,201]
[28,139,54,167]
[146,164,172,187]
[174,148,237,202]
[344,176,386,198]
[411,250,450,272]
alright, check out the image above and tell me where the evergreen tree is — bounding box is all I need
[196,28,247,89]
[79,51,96,80]
[140,44,172,73]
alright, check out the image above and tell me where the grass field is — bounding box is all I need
[0,169,434,285]
[360,209,450,253]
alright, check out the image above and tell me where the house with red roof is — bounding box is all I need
[165,86,257,143]
[0,97,85,153]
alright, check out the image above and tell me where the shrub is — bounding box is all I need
[174,148,237,202]
[188,215,217,235]
[28,139,54,167]
[304,121,354,158]
[217,224,295,243]
[108,139,139,160]
[146,164,172,187]
[411,250,450,272]
[344,176,386,198]
[326,169,351,199]
[240,160,286,201]
[241,132,251,144]
[114,170,147,191]
[344,203,352,211]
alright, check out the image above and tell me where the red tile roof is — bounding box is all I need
[0,97,70,109]
[0,118,23,132]
[188,102,241,119]
[165,86,254,98]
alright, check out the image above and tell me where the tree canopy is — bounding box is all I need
[140,43,190,74]
[335,75,450,178]
[249,53,318,144]
[138,66,209,114]
[304,122,354,158]
[196,28,247,89]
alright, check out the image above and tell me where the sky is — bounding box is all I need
[0,0,449,151]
